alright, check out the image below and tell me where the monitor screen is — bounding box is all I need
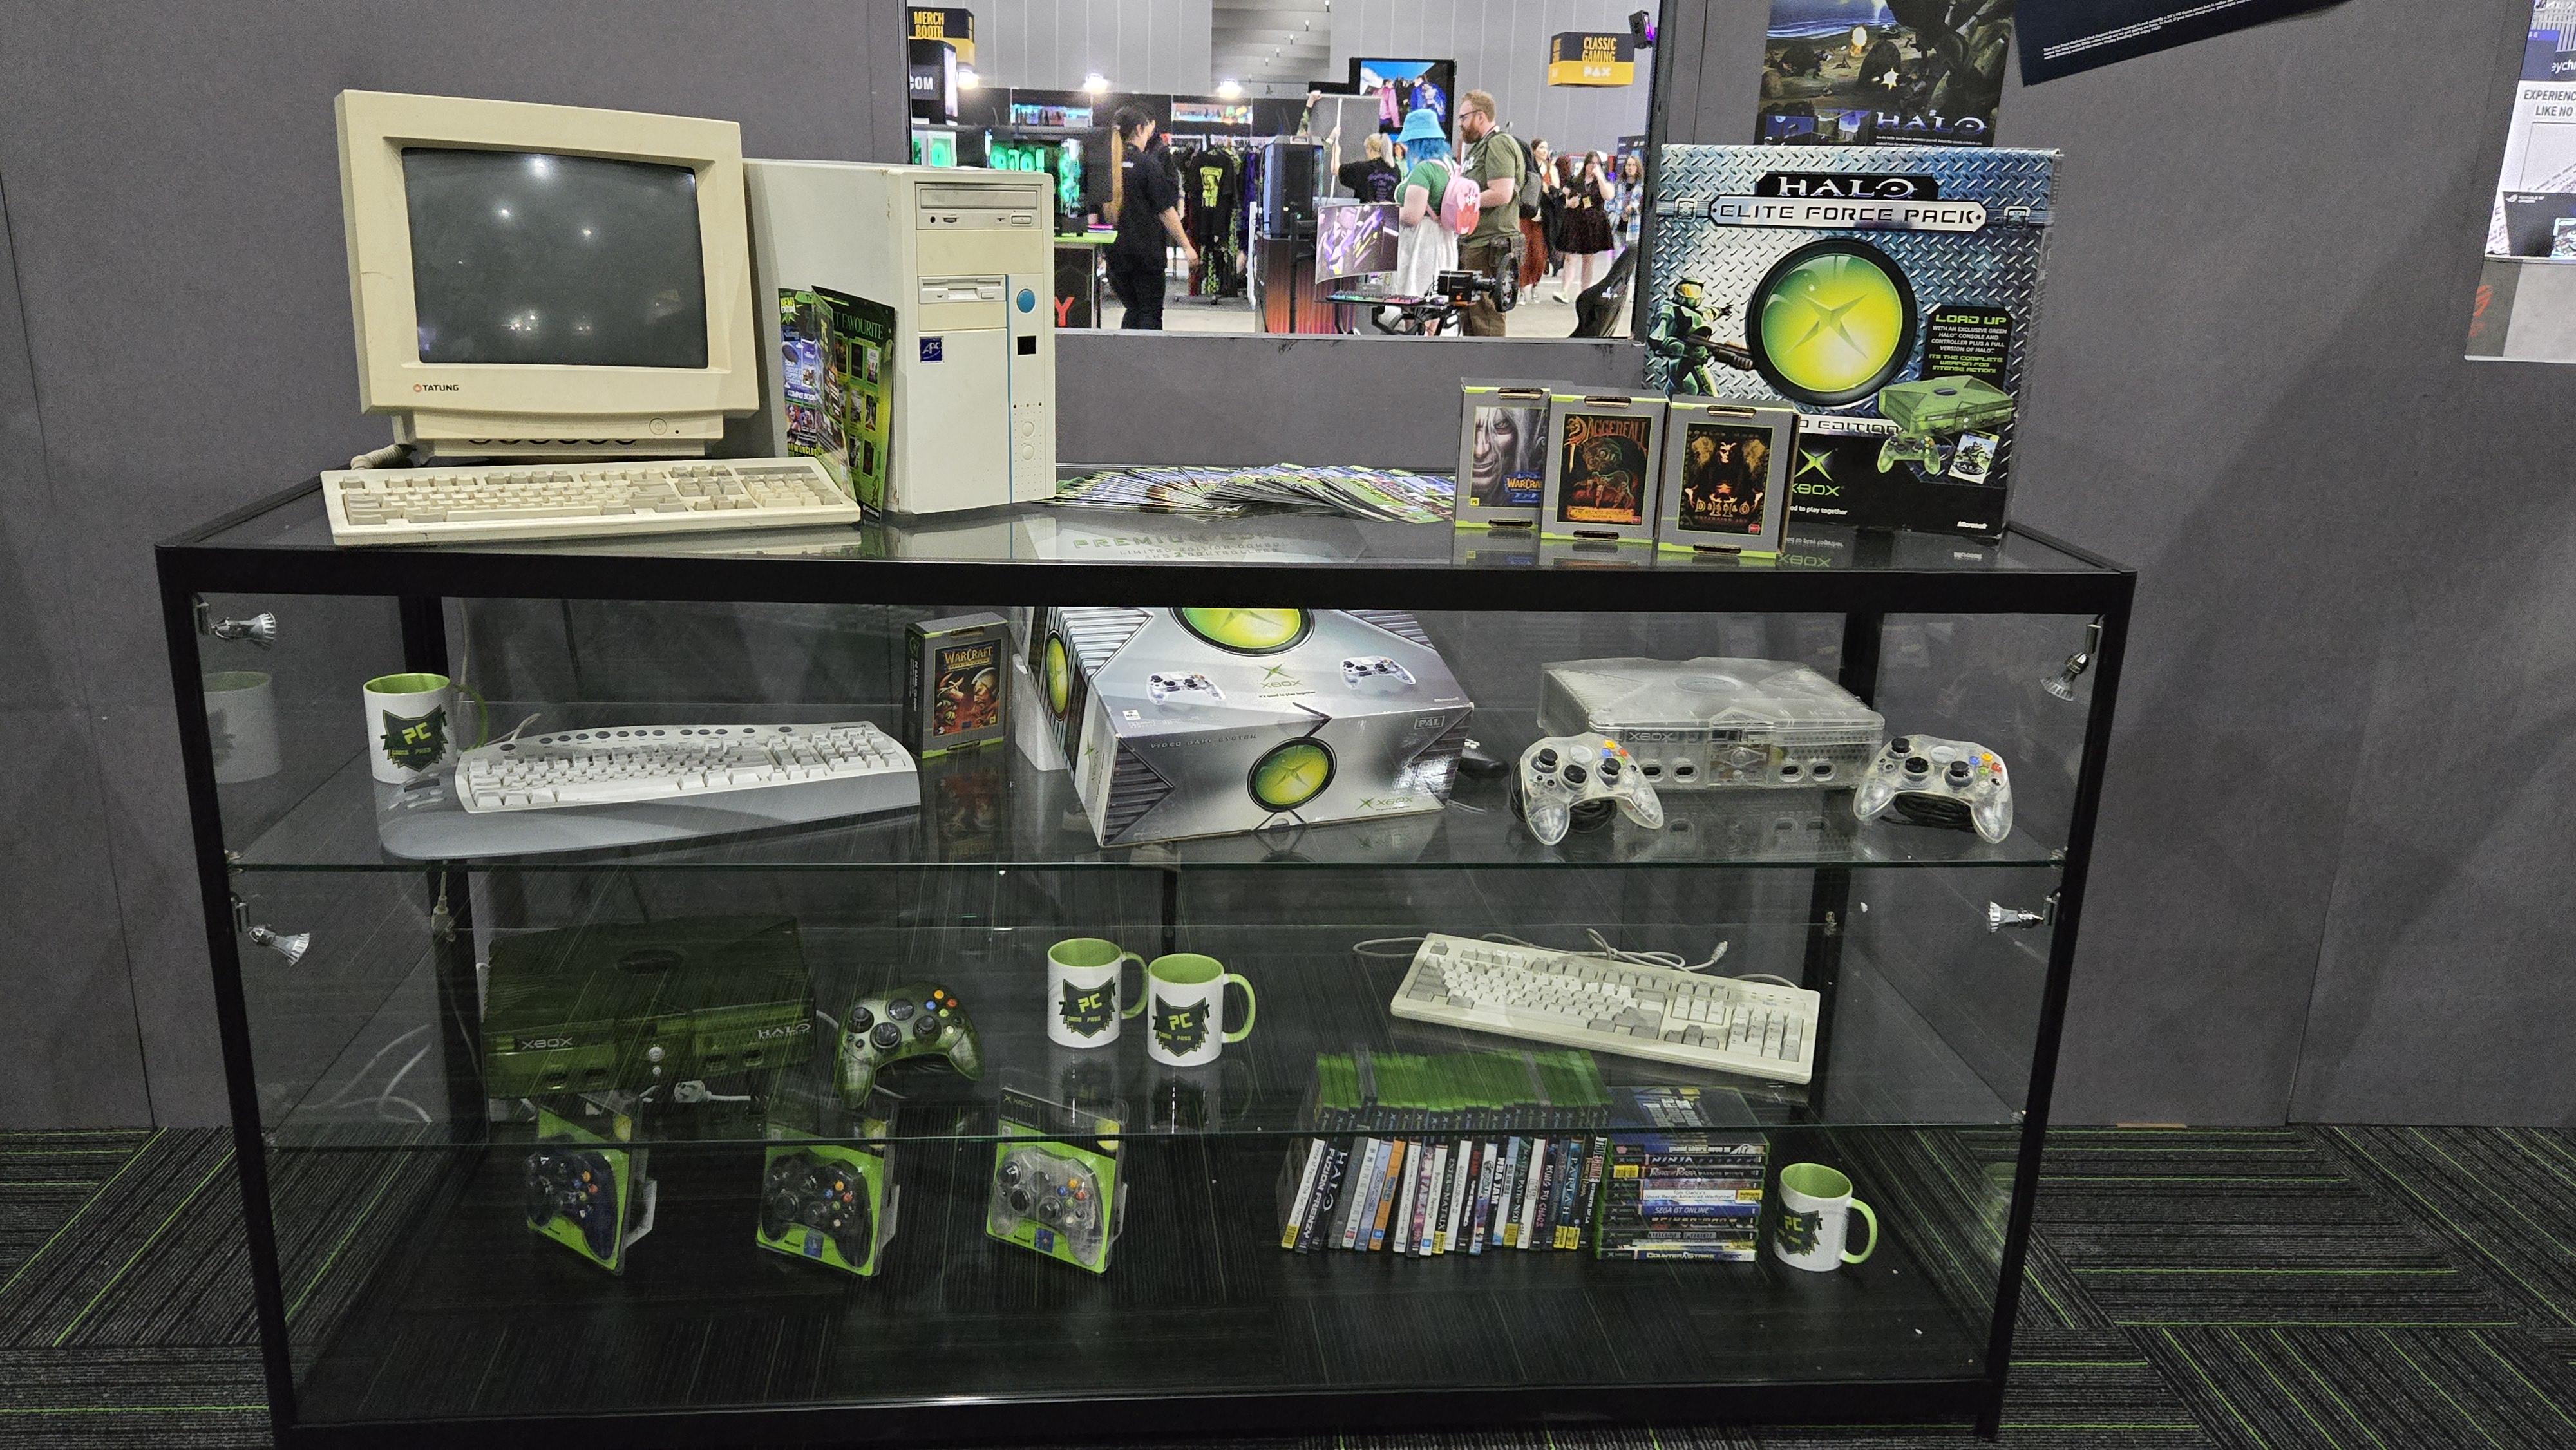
[1316,202,1398,282]
[403,148,708,368]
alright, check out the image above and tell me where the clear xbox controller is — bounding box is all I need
[990,1146,1104,1259]
[1852,735,2013,843]
[1340,655,1415,687]
[1148,672,1223,704]
[836,981,981,1107]
[1518,735,1665,846]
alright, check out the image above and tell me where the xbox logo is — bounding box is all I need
[1247,738,1335,812]
[1747,239,1918,407]
[1174,608,1312,655]
[1043,635,1072,719]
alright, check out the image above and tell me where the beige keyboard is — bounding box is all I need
[1391,934,1820,1084]
[322,457,862,546]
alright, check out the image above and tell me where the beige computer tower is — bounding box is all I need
[740,160,1056,514]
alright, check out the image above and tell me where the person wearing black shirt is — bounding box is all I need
[1108,108,1196,330]
[1332,131,1401,204]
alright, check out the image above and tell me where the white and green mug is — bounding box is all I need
[1772,1162,1878,1272]
[1046,937,1146,1049]
[1142,954,1255,1068]
[362,672,485,783]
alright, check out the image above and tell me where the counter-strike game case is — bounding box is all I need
[1644,145,2056,543]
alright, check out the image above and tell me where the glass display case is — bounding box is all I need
[160,483,2132,1445]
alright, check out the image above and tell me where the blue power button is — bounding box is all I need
[1016,288,1037,313]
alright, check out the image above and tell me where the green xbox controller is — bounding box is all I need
[836,981,981,1107]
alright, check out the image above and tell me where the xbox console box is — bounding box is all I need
[1538,658,1885,789]
[1643,146,2058,542]
[1027,607,1473,847]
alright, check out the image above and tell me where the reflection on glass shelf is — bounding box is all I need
[233,720,2066,872]
[194,484,2115,578]
[258,924,2022,1153]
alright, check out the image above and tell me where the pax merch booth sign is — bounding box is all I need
[1548,32,1636,86]
[910,7,974,64]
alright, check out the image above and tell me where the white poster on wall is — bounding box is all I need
[2468,3,2576,361]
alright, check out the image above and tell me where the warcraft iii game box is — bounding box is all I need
[906,612,1010,758]
[1643,146,2057,543]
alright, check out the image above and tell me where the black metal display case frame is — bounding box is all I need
[158,480,2134,1447]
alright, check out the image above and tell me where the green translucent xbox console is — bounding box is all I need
[484,917,817,1098]
[1877,376,2016,468]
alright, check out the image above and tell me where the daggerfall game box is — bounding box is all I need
[1644,145,2057,543]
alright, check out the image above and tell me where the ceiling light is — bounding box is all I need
[1081,72,1110,94]
[1216,79,1244,99]
[956,66,980,90]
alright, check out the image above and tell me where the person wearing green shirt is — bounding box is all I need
[1457,89,1525,337]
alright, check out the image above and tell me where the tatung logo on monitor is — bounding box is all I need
[413,382,462,392]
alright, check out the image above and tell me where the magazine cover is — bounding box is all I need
[1645,144,2056,541]
[1756,1,2014,148]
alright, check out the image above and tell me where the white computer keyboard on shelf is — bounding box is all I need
[457,721,914,816]
[1390,934,1821,1084]
[321,457,862,546]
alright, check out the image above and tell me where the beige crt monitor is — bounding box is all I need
[741,161,1056,514]
[336,90,759,459]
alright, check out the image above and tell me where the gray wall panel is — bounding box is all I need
[2002,0,2542,1122]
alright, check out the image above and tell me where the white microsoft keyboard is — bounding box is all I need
[1390,934,1821,1084]
[457,721,913,815]
[322,457,862,546]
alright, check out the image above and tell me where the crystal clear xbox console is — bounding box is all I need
[1537,657,1886,789]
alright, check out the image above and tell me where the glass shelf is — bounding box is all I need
[228,711,2067,873]
[255,921,2031,1153]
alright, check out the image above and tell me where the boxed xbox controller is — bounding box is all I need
[989,1082,1127,1274]
[757,1091,898,1277]
[1028,607,1473,848]
[527,1101,655,1274]
[1643,146,2058,543]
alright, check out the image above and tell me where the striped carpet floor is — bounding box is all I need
[4,1127,2573,1448]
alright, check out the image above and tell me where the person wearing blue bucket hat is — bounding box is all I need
[1390,108,1460,305]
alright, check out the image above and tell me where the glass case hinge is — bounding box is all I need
[194,596,278,648]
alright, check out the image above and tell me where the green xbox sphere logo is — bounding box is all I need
[1247,739,1335,812]
[1174,608,1312,655]
[1748,240,1918,407]
[1043,635,1072,719]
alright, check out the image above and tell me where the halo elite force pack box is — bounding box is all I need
[1644,146,2058,543]
[1022,607,1473,848]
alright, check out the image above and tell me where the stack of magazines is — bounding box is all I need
[1052,464,1454,523]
